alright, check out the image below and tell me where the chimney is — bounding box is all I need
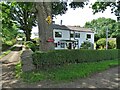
[60,20,63,25]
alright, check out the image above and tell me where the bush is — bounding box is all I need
[108,40,116,49]
[32,49,119,69]
[24,41,36,52]
[96,38,106,49]
[80,41,94,49]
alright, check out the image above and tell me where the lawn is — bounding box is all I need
[15,59,119,83]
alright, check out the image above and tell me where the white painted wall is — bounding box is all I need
[53,29,70,49]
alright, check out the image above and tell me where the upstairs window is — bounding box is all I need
[55,32,62,38]
[75,33,80,38]
[87,34,91,39]
[70,33,74,38]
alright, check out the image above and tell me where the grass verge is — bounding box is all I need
[0,46,15,59]
[15,59,119,83]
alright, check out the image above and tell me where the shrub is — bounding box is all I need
[24,41,36,52]
[80,41,94,49]
[96,38,106,49]
[32,49,119,69]
[108,40,116,49]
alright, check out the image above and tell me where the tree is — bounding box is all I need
[1,2,18,45]
[84,17,118,42]
[92,1,120,31]
[92,1,120,49]
[36,1,88,51]
[1,2,37,41]
[10,2,37,41]
[92,1,120,19]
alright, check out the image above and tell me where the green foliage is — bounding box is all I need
[20,60,119,83]
[15,61,22,78]
[0,50,11,59]
[80,41,94,49]
[96,38,106,49]
[108,39,116,49]
[84,17,118,41]
[92,2,119,17]
[1,2,37,41]
[0,46,16,59]
[24,41,37,52]
[32,49,119,69]
[96,38,116,49]
[1,2,18,45]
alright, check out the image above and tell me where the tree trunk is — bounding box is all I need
[36,2,54,51]
[25,29,31,41]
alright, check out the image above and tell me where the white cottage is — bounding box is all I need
[31,24,94,50]
[52,24,94,50]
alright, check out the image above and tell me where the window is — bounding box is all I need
[60,43,65,48]
[70,33,74,38]
[75,33,80,38]
[55,32,62,37]
[87,34,91,39]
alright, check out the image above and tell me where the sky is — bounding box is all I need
[31,0,117,38]
[53,0,117,27]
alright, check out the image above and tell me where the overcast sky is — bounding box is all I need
[53,0,117,27]
[31,0,117,38]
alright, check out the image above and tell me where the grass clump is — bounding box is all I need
[0,46,16,59]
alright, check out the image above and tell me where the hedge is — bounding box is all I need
[32,49,119,69]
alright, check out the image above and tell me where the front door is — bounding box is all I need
[68,43,72,49]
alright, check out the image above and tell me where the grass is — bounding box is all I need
[0,50,11,59]
[15,59,120,83]
[0,46,16,59]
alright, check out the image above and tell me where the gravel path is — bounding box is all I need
[0,46,119,88]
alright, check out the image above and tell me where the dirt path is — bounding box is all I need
[0,46,119,88]
[0,45,22,88]
[10,66,119,88]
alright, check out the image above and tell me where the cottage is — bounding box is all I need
[31,24,94,50]
[52,24,94,50]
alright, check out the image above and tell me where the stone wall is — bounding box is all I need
[21,49,35,72]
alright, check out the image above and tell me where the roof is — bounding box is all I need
[52,24,94,33]
[108,38,116,41]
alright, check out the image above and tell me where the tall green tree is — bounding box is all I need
[85,17,118,42]
[92,1,120,49]
[10,2,37,41]
[1,2,37,41]
[1,2,18,45]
